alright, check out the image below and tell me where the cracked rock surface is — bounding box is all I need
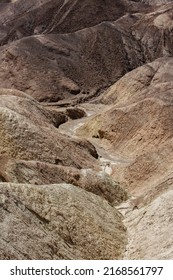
[0,183,126,260]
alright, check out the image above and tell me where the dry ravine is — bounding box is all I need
[1,0,173,260]
[58,102,173,260]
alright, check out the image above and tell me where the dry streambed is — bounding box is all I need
[58,102,173,259]
[59,103,130,175]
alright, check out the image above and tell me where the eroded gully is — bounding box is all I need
[58,103,148,260]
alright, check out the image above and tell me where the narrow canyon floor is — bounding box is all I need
[58,102,173,260]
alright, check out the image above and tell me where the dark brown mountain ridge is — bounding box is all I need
[0,0,150,45]
[1,2,173,103]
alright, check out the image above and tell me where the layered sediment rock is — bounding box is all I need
[0,182,126,259]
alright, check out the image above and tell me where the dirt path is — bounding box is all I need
[58,103,138,257]
[58,103,130,175]
[58,102,172,259]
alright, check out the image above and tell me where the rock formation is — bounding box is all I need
[0,182,126,259]
[1,0,173,260]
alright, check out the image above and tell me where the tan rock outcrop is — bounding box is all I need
[0,158,127,206]
[77,58,173,200]
[101,58,173,106]
[124,189,173,259]
[0,182,126,260]
[0,93,98,169]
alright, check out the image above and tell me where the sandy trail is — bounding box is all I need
[58,103,129,175]
[58,102,173,259]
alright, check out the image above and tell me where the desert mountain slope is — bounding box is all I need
[101,57,173,105]
[74,53,173,259]
[77,57,173,199]
[1,0,173,260]
[0,94,97,167]
[0,1,173,102]
[0,0,150,46]
[1,2,173,102]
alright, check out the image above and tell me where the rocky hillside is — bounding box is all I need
[1,0,173,259]
[1,0,173,103]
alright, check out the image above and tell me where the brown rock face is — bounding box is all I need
[78,57,173,199]
[0,0,149,45]
[82,98,173,158]
[0,88,128,259]
[66,107,86,120]
[0,25,140,102]
[0,183,126,260]
[1,2,173,102]
[0,0,157,102]
[0,158,127,206]
[0,92,98,169]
